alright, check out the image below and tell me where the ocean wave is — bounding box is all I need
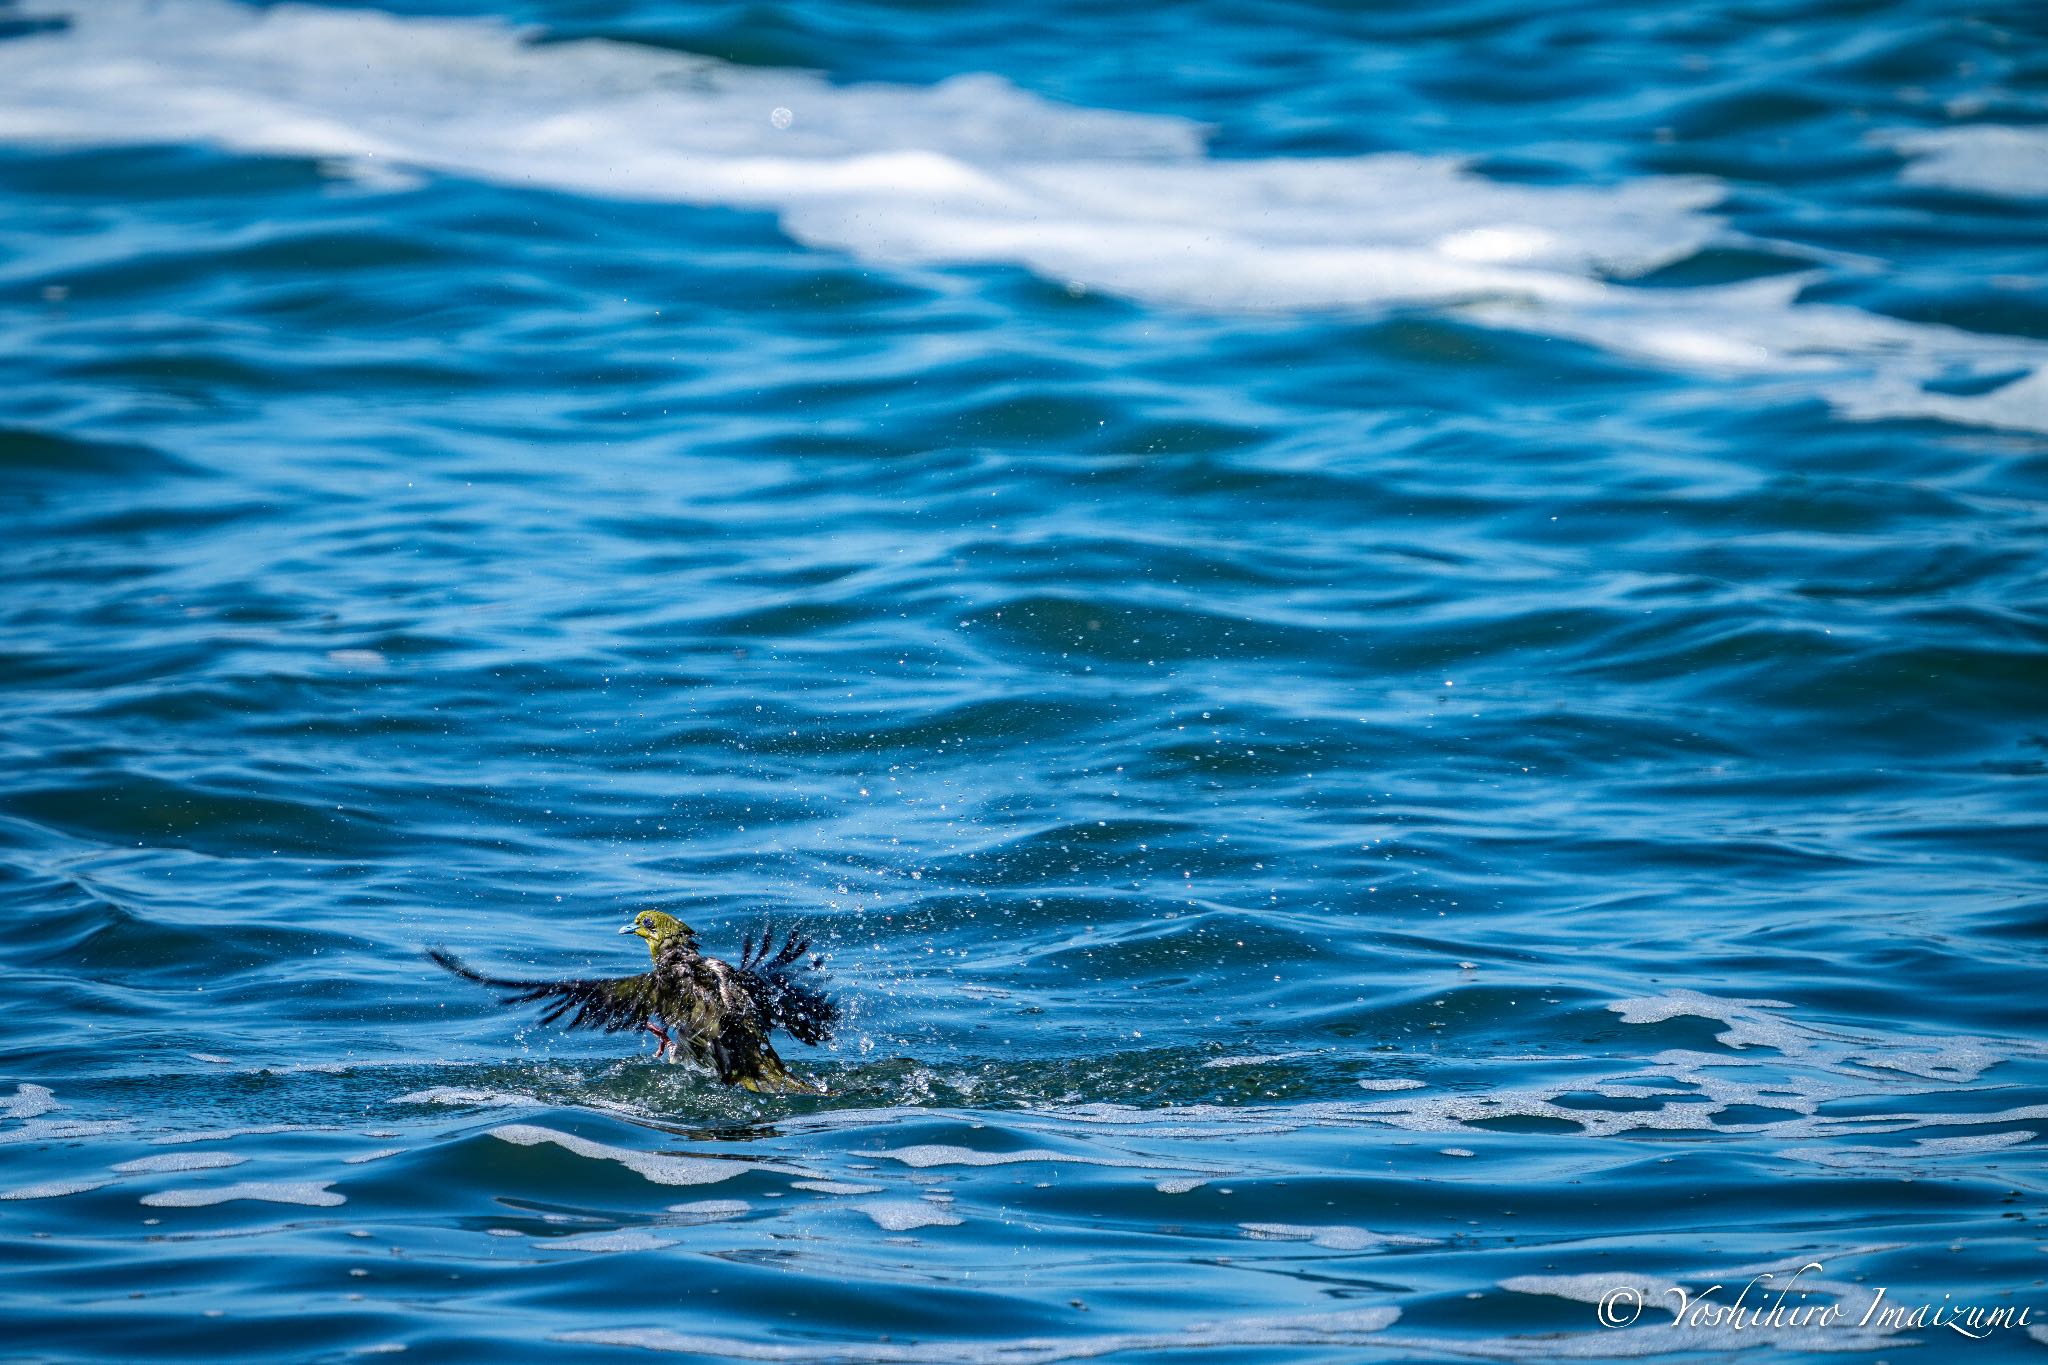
[0,0,2040,431]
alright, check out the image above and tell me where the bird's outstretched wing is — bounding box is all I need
[735,922,840,1045]
[428,947,660,1034]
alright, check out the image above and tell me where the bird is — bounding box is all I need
[428,910,837,1094]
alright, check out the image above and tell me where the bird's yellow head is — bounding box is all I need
[619,909,696,957]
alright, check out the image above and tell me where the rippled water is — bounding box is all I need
[3,0,2046,1359]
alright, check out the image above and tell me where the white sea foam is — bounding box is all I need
[855,1199,964,1231]
[864,1144,1139,1169]
[1777,1128,2039,1171]
[790,1180,885,1195]
[1834,364,2048,435]
[0,1084,59,1119]
[1344,994,2042,1146]
[1611,988,2008,1088]
[153,1124,330,1145]
[141,1180,345,1207]
[490,1124,763,1187]
[0,0,2039,432]
[549,1228,682,1252]
[112,1152,247,1173]
[342,1148,405,1165]
[559,1308,1400,1362]
[0,1118,130,1146]
[1500,1248,1903,1356]
[1502,1272,1677,1312]
[1900,1130,2037,1154]
[1239,1222,1437,1251]
[1376,1324,1903,1359]
[390,1087,533,1109]
[1032,989,2045,1164]
[1610,989,1796,1028]
[1,1177,112,1200]
[1882,125,2048,200]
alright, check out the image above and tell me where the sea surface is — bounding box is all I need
[2,1,2046,1360]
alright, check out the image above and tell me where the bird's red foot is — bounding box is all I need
[643,1022,673,1059]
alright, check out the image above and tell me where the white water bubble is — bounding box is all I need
[769,106,793,130]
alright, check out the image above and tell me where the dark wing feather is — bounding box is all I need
[428,946,660,1034]
[734,921,839,1046]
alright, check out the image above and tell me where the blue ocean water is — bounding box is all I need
[2,0,2046,1359]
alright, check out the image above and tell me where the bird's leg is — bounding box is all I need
[643,1021,673,1059]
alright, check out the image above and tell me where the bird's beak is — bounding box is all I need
[618,923,639,935]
